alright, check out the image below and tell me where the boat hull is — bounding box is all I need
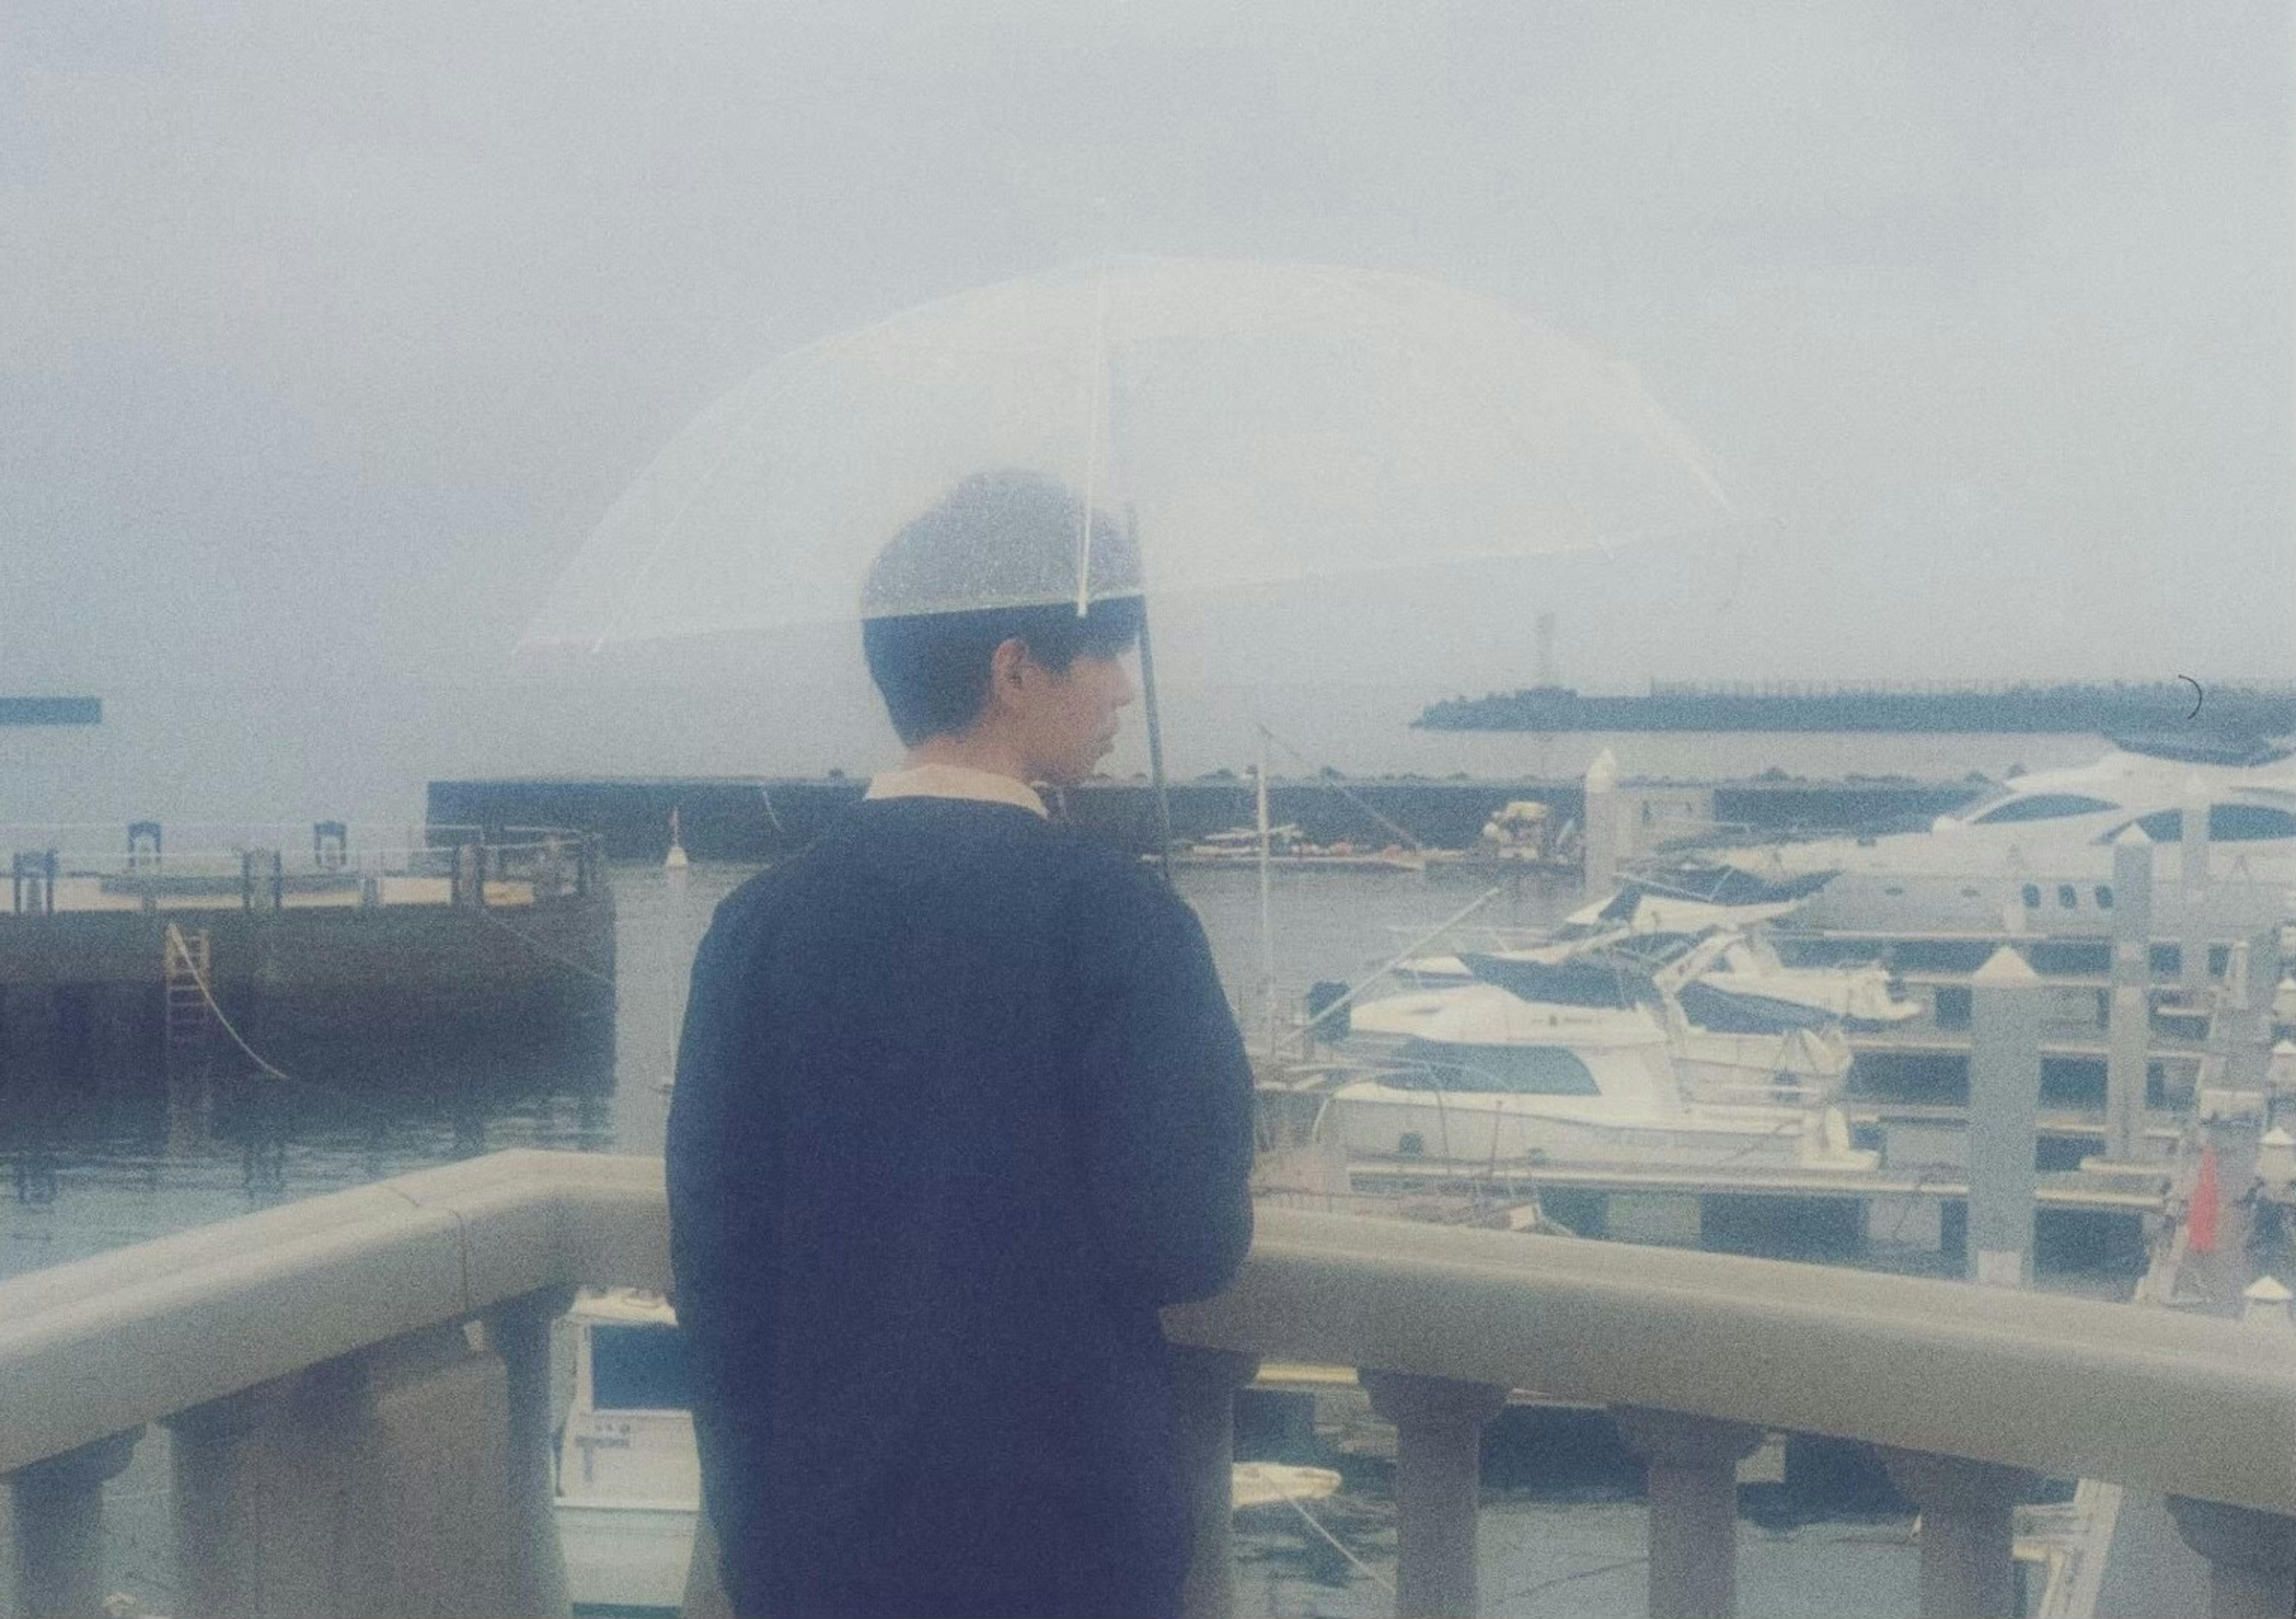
[557,1500,698,1612]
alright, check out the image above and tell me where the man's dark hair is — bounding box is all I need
[861,471,1145,747]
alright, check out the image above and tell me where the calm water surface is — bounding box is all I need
[0,857,1925,1616]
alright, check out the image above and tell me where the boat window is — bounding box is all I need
[591,1324,695,1412]
[2103,805,2296,844]
[1971,793,2120,824]
[2057,884,2078,909]
[2021,884,2041,908]
[1442,1044,1602,1095]
[2209,804,2296,842]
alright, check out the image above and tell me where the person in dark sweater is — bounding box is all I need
[666,471,1257,1619]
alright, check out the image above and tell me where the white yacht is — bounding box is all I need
[1399,926,1919,1031]
[1318,952,1876,1175]
[1633,740,2296,937]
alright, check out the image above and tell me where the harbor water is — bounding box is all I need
[0,850,1947,1617]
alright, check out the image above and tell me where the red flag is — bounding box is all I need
[2188,1146,2221,1257]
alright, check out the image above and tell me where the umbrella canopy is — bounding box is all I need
[520,256,1742,653]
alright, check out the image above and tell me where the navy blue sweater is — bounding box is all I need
[666,797,1256,1618]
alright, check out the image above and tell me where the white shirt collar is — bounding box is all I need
[863,762,1049,820]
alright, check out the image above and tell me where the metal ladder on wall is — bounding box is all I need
[163,924,214,1075]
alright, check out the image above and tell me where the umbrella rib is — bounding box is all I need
[585,361,818,653]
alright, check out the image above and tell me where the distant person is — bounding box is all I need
[667,469,1257,1619]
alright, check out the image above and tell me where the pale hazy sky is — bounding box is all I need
[4,1,2289,707]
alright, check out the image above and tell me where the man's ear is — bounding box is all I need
[987,636,1034,706]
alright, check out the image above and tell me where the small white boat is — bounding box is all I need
[555,1290,700,1612]
[555,1293,1355,1611]
[1399,925,1919,1031]
[1311,935,1879,1175]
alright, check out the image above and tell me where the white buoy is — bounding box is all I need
[665,807,690,870]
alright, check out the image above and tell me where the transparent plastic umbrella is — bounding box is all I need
[520,256,1742,652]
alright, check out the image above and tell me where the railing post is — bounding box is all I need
[167,1322,514,1618]
[1881,1449,2031,1619]
[167,1370,341,1619]
[9,1427,142,1619]
[1362,1370,1507,1618]
[484,1287,577,1619]
[1615,1409,1762,1618]
[2166,1496,2296,1618]
[1170,1346,1262,1619]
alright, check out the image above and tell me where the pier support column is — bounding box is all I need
[2166,1496,2296,1618]
[1881,1449,2029,1619]
[1616,1409,1761,1618]
[1170,1347,1260,1619]
[9,1426,142,1619]
[484,1288,576,1619]
[1968,946,2043,1287]
[2105,828,2155,1163]
[1363,1370,1507,1618]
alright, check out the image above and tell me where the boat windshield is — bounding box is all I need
[2098,804,2296,844]
[1967,793,2121,824]
[591,1324,695,1413]
[1394,1040,1602,1095]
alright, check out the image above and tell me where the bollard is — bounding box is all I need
[1968,946,2042,1287]
[2104,827,2154,1163]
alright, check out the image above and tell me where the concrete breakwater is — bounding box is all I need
[427,774,1986,862]
[0,826,615,1068]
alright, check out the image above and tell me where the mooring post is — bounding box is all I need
[2181,774,2213,995]
[1968,945,2042,1287]
[1581,748,1620,899]
[2104,827,2155,1163]
[2223,925,2282,1097]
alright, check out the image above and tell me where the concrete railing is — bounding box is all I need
[3,1150,2292,1619]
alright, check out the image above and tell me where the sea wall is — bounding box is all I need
[428,775,1986,862]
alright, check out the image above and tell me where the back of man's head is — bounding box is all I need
[860,471,1144,748]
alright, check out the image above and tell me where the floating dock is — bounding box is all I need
[0,822,614,1067]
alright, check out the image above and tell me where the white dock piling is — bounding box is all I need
[1968,945,2043,1287]
[2180,774,2212,994]
[1581,749,1619,898]
[2105,827,2154,1164]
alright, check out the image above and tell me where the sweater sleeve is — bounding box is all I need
[1074,874,1257,1306]
[665,882,775,1349]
